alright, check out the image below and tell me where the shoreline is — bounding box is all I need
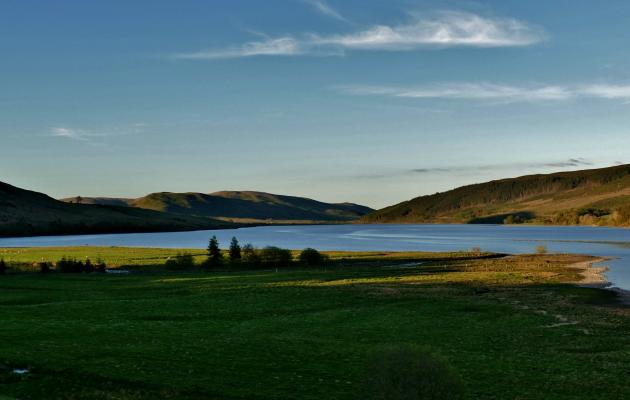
[570,257,630,305]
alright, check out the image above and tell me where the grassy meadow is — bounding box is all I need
[0,247,629,399]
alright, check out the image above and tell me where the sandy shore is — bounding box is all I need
[569,257,630,305]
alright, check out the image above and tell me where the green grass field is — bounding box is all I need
[0,248,629,399]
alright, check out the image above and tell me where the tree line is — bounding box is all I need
[165,236,328,270]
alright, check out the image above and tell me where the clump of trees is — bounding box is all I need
[175,235,331,271]
[55,257,106,273]
[259,246,293,268]
[165,253,195,270]
[0,259,6,275]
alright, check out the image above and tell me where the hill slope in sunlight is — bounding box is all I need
[64,191,373,223]
[362,164,630,226]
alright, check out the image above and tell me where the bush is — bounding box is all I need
[36,262,51,274]
[56,257,85,273]
[165,253,195,270]
[95,261,107,273]
[84,259,95,273]
[361,346,465,400]
[241,244,261,268]
[259,246,292,268]
[298,248,327,266]
[0,259,5,275]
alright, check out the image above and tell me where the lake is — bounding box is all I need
[1,224,628,291]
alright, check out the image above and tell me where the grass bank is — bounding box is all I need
[0,248,628,399]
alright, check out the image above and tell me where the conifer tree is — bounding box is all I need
[229,237,241,263]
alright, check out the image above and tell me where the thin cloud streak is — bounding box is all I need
[356,158,595,180]
[51,127,90,141]
[175,37,303,60]
[174,11,543,60]
[50,124,146,143]
[339,83,630,103]
[303,0,349,23]
[410,158,594,175]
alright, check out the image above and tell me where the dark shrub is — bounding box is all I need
[298,248,327,266]
[361,346,465,400]
[84,259,94,273]
[36,262,51,274]
[242,244,261,268]
[259,246,292,268]
[0,259,5,275]
[165,253,195,270]
[95,260,107,273]
[56,257,84,273]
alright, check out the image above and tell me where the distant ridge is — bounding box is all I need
[362,164,630,226]
[1,181,234,237]
[62,191,373,223]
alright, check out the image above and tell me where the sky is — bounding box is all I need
[2,0,630,208]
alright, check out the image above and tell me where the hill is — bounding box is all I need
[1,181,234,237]
[362,164,630,226]
[64,191,373,223]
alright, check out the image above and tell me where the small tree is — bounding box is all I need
[242,244,261,268]
[166,253,195,270]
[260,246,292,268]
[0,259,6,275]
[229,237,242,263]
[206,236,223,267]
[299,248,327,266]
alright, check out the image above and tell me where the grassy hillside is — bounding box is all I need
[363,164,630,226]
[0,248,628,399]
[66,191,374,223]
[0,181,234,237]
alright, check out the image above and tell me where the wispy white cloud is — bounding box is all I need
[174,11,543,60]
[339,83,572,103]
[303,0,348,23]
[51,127,90,141]
[50,124,146,143]
[338,82,630,103]
[579,84,630,99]
[313,11,543,49]
[174,37,303,60]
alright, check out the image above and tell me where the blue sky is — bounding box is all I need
[2,0,630,208]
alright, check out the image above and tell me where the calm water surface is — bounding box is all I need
[1,224,628,290]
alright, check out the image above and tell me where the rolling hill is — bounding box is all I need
[1,181,234,237]
[362,164,630,226]
[63,191,373,223]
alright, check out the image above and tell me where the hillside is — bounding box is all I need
[1,181,234,237]
[362,164,630,226]
[64,191,373,223]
